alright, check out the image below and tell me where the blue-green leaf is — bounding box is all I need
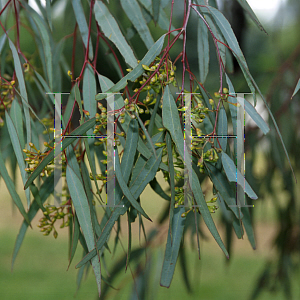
[12,175,54,269]
[10,100,25,150]
[292,78,300,98]
[8,39,31,152]
[241,205,256,249]
[0,148,29,224]
[120,0,154,49]
[152,0,161,24]
[217,106,227,151]
[94,0,137,68]
[197,17,209,84]
[115,146,151,221]
[0,34,6,54]
[160,207,185,287]
[83,64,97,119]
[24,118,96,189]
[72,0,94,60]
[162,86,228,257]
[5,111,30,206]
[66,165,101,296]
[95,34,166,99]
[221,152,258,200]
[236,0,267,34]
[237,97,269,135]
[76,149,163,268]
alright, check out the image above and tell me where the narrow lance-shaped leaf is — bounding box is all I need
[204,6,257,105]
[8,39,31,155]
[197,16,209,84]
[115,146,152,221]
[94,0,137,68]
[160,207,185,287]
[0,148,30,225]
[72,0,94,60]
[236,0,267,34]
[291,78,300,98]
[76,149,163,269]
[96,34,166,100]
[24,118,96,189]
[66,165,101,296]
[162,86,229,257]
[221,152,258,200]
[5,111,30,207]
[120,0,154,49]
[217,105,227,151]
[236,96,270,135]
[152,0,161,24]
[12,174,54,269]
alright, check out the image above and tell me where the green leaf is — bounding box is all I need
[166,132,176,239]
[237,96,270,135]
[94,0,137,68]
[162,86,228,257]
[76,149,163,268]
[152,0,161,24]
[8,39,31,152]
[0,148,30,225]
[95,34,166,99]
[12,175,54,269]
[83,64,97,119]
[24,118,96,189]
[24,4,53,90]
[120,0,154,49]
[115,147,152,221]
[236,0,267,34]
[197,17,209,84]
[0,34,6,54]
[292,78,300,98]
[217,106,227,151]
[72,0,94,60]
[66,165,101,296]
[241,205,256,249]
[160,207,185,287]
[206,163,242,219]
[149,177,170,201]
[221,152,258,200]
[204,7,256,104]
[121,119,139,183]
[10,100,25,150]
[5,111,30,207]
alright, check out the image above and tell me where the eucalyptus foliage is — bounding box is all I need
[0,0,297,299]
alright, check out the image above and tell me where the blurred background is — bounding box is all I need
[0,0,299,299]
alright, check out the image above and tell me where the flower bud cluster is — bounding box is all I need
[37,201,72,238]
[0,79,15,127]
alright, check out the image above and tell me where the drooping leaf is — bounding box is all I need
[162,86,228,257]
[120,0,154,49]
[94,0,137,68]
[8,39,31,154]
[236,0,267,34]
[197,16,209,84]
[241,205,256,249]
[115,147,152,221]
[66,165,101,296]
[24,118,96,189]
[5,111,30,207]
[166,132,176,239]
[152,0,161,24]
[10,100,25,150]
[12,174,54,269]
[0,148,30,225]
[72,0,94,60]
[236,96,270,135]
[217,105,227,151]
[149,177,170,201]
[95,34,166,100]
[221,152,258,200]
[76,149,163,268]
[291,77,300,98]
[160,207,185,287]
